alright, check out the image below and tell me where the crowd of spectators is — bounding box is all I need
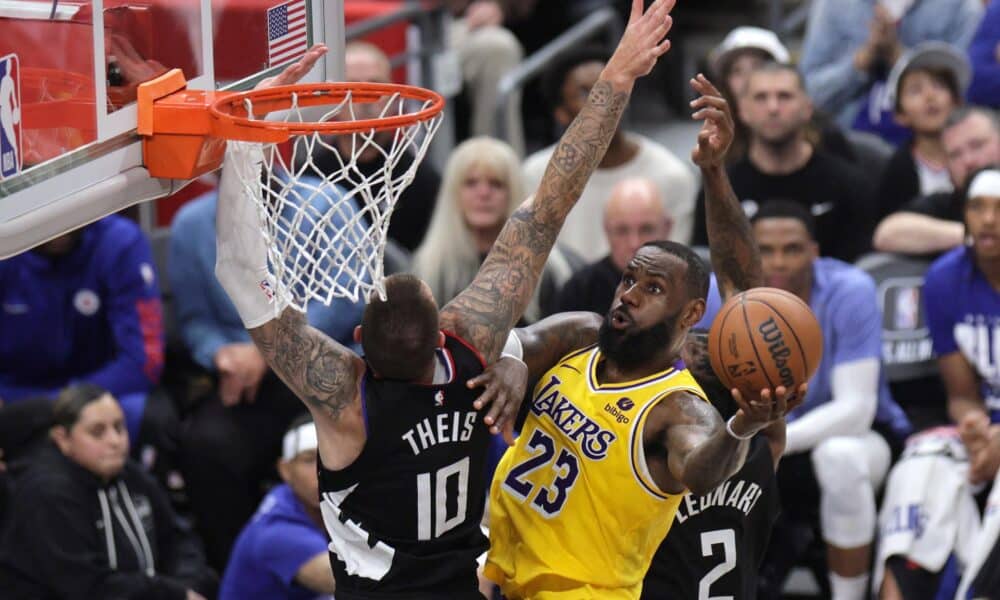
[5,1,1000,598]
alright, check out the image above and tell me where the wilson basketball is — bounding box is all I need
[707,288,823,398]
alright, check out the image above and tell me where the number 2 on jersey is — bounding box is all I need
[699,528,736,600]
[502,429,580,517]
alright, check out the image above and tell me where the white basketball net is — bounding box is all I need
[232,89,442,311]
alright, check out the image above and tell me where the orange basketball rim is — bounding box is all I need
[137,68,445,180]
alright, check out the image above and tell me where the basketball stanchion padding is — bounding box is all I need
[138,69,445,309]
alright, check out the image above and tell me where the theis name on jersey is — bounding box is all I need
[401,411,477,456]
[531,375,616,459]
[675,477,764,524]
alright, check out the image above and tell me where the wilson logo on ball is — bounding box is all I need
[758,317,795,389]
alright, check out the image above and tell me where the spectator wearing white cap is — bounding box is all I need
[710,27,857,166]
[876,42,970,220]
[219,415,334,600]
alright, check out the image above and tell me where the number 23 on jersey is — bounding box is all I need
[502,428,581,517]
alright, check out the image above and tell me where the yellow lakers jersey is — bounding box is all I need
[485,345,708,600]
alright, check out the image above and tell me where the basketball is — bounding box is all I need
[707,287,823,398]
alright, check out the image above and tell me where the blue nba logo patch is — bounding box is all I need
[0,54,22,180]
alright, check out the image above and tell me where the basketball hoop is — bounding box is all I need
[138,69,445,309]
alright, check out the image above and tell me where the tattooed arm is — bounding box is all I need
[212,46,367,467]
[515,312,603,380]
[679,75,763,398]
[249,310,366,467]
[661,76,795,484]
[689,74,762,301]
[439,0,676,363]
[651,382,800,494]
[646,391,749,495]
[249,309,363,422]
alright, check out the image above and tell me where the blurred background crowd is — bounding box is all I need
[4,0,1000,598]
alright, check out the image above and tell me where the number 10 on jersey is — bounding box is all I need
[417,457,470,540]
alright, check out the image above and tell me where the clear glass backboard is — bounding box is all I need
[0,0,346,257]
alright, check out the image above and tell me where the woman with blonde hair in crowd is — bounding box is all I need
[411,136,583,322]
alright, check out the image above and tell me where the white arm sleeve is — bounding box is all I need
[214,142,286,329]
[784,357,880,455]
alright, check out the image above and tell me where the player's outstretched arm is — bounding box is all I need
[216,142,364,425]
[467,312,603,442]
[660,387,797,495]
[689,74,761,301]
[249,310,363,422]
[213,45,365,430]
[440,0,676,363]
[514,312,603,381]
[683,75,791,408]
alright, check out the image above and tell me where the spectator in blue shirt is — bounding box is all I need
[800,0,981,144]
[874,166,1000,599]
[967,0,1000,108]
[925,168,1000,434]
[170,176,366,569]
[702,200,910,600]
[220,415,334,600]
[0,216,165,458]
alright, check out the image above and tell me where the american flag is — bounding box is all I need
[266,0,308,67]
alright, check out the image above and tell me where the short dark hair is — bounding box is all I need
[945,106,1000,134]
[895,65,962,113]
[745,61,807,94]
[360,273,440,380]
[53,383,113,429]
[750,200,817,240]
[640,241,711,301]
[541,46,611,112]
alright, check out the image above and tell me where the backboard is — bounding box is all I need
[0,0,347,258]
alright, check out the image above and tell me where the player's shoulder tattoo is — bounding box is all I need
[250,309,360,420]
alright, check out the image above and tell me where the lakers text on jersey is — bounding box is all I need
[485,345,707,599]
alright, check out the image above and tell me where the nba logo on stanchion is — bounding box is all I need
[0,54,21,180]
